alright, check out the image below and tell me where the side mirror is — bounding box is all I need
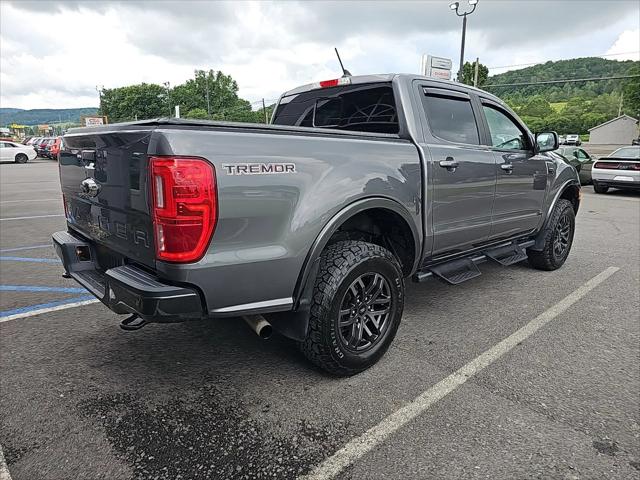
[536,132,559,153]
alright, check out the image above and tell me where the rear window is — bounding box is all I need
[609,147,640,159]
[272,83,399,134]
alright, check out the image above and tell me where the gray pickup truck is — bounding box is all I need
[53,74,580,375]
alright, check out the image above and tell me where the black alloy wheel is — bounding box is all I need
[553,212,572,261]
[338,272,392,352]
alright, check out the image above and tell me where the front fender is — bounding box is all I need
[531,159,580,251]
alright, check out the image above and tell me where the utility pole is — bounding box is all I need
[618,92,624,117]
[473,57,479,87]
[205,74,211,116]
[163,81,171,117]
[262,98,268,124]
[450,0,479,82]
[95,85,104,110]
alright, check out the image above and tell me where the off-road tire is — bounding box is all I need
[527,199,575,271]
[300,240,404,376]
[15,153,28,164]
[593,182,609,194]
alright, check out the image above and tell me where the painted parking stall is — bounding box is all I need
[0,158,639,479]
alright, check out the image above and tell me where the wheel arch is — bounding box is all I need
[295,197,420,302]
[266,197,420,341]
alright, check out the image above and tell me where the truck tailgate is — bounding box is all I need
[59,129,156,269]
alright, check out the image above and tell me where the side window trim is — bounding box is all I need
[420,85,483,147]
[480,100,532,152]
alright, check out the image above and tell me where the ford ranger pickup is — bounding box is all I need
[53,74,580,376]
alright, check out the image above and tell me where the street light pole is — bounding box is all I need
[450,0,479,82]
[163,81,171,117]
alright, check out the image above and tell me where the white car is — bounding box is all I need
[591,146,640,194]
[0,141,38,163]
[564,134,581,146]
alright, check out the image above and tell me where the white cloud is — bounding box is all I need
[1,0,639,110]
[606,29,640,60]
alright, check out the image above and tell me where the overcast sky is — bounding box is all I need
[1,0,639,110]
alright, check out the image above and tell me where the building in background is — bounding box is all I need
[588,115,639,145]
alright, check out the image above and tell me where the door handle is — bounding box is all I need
[439,157,459,171]
[500,163,514,173]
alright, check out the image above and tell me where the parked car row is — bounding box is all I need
[23,136,62,159]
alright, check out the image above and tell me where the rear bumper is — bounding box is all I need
[592,180,640,190]
[592,170,640,190]
[52,230,205,322]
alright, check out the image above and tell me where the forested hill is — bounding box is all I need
[0,107,98,126]
[486,57,638,101]
[482,57,639,135]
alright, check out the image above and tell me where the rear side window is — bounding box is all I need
[272,84,399,134]
[422,93,479,145]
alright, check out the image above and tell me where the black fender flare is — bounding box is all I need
[266,197,420,341]
[531,179,580,251]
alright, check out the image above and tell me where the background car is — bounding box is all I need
[0,140,38,163]
[35,137,52,157]
[591,146,640,193]
[565,134,581,145]
[47,137,62,159]
[555,146,595,184]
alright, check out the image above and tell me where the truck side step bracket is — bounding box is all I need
[483,242,528,266]
[428,258,481,285]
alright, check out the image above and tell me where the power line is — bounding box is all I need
[487,51,640,71]
[484,74,640,88]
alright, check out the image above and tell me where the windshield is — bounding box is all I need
[609,146,640,159]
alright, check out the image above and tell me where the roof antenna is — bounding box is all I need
[335,47,352,77]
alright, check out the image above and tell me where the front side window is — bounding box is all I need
[423,93,479,145]
[483,105,528,150]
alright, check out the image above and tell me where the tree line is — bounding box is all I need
[466,57,640,135]
[98,70,273,124]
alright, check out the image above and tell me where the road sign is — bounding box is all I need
[82,116,106,126]
[421,55,453,81]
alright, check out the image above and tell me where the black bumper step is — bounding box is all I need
[429,258,481,285]
[483,242,528,266]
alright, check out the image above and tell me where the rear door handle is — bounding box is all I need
[439,157,459,171]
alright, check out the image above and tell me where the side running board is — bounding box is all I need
[483,241,528,266]
[428,258,481,285]
[415,239,535,285]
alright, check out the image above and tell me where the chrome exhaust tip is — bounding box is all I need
[243,315,273,339]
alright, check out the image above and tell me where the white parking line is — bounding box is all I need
[0,299,99,323]
[301,266,620,480]
[0,214,64,222]
[0,444,12,480]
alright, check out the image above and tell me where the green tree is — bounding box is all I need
[460,61,489,87]
[184,108,209,119]
[622,65,640,118]
[171,69,243,117]
[520,95,554,117]
[99,83,167,122]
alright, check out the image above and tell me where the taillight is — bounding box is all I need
[149,156,217,263]
[593,162,619,169]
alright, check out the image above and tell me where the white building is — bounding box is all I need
[588,114,639,145]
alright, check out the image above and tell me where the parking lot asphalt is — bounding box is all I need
[1,157,639,480]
